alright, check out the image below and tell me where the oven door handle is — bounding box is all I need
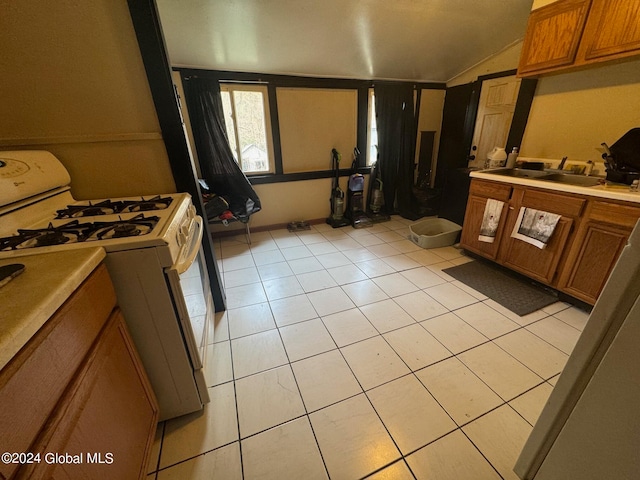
[175,215,204,275]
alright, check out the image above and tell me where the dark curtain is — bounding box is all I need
[182,77,261,222]
[374,84,418,219]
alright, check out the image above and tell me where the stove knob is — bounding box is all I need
[177,230,187,246]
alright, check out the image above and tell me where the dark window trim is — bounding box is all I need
[177,67,446,91]
[249,167,372,185]
[176,67,445,182]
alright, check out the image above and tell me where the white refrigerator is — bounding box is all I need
[515,222,640,479]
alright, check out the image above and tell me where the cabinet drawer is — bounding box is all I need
[0,264,115,480]
[469,180,512,201]
[588,201,640,228]
[522,189,586,217]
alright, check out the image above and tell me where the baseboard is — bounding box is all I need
[209,217,327,238]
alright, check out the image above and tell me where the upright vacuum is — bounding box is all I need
[345,148,372,228]
[366,160,390,223]
[326,148,350,228]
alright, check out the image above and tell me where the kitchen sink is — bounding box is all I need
[485,168,604,187]
[541,173,604,187]
[487,168,550,178]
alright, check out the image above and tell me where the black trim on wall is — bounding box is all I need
[177,67,447,91]
[477,69,518,83]
[357,86,369,167]
[176,67,446,181]
[506,78,538,153]
[127,0,226,312]
[249,167,371,185]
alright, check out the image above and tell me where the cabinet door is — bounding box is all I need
[499,188,585,285]
[518,0,592,76]
[20,310,158,480]
[559,200,640,304]
[460,194,509,260]
[500,210,574,284]
[579,0,640,62]
[0,265,114,480]
[558,221,630,303]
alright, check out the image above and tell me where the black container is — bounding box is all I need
[606,169,640,185]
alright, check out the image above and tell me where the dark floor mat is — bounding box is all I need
[443,260,558,316]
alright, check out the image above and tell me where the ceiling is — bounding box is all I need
[156,0,533,83]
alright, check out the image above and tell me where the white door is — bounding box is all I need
[468,75,522,169]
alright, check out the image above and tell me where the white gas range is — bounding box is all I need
[0,150,212,421]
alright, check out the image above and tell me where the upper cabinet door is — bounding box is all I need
[518,0,592,75]
[580,0,640,62]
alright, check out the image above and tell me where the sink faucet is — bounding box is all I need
[585,160,594,176]
[558,156,568,170]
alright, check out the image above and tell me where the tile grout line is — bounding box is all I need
[208,224,576,478]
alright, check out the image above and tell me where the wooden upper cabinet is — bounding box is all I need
[579,0,640,62]
[518,0,640,77]
[518,0,592,75]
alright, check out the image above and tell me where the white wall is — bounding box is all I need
[0,0,176,199]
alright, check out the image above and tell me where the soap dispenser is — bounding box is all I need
[506,147,519,168]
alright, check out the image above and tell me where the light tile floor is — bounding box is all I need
[146,216,591,480]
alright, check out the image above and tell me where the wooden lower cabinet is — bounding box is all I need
[460,179,640,305]
[558,200,640,304]
[22,311,158,480]
[498,187,585,285]
[500,214,574,284]
[459,195,507,259]
[0,264,158,480]
[459,180,512,259]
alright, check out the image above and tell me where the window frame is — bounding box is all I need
[219,83,276,175]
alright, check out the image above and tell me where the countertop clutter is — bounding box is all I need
[0,247,106,370]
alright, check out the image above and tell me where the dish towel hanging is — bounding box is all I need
[478,199,505,243]
[511,207,561,249]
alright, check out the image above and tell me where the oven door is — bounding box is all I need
[164,215,212,377]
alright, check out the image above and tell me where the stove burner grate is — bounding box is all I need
[0,214,161,250]
[0,221,90,250]
[55,195,173,218]
[89,214,160,241]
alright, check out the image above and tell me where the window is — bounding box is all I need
[367,89,378,166]
[220,84,274,174]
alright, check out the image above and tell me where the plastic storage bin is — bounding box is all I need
[409,218,462,249]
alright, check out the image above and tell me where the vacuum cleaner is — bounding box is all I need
[345,148,372,228]
[326,148,350,228]
[366,160,390,223]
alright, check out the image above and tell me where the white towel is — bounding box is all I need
[478,199,505,243]
[511,207,561,249]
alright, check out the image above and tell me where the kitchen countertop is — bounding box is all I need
[0,248,106,371]
[471,170,640,204]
